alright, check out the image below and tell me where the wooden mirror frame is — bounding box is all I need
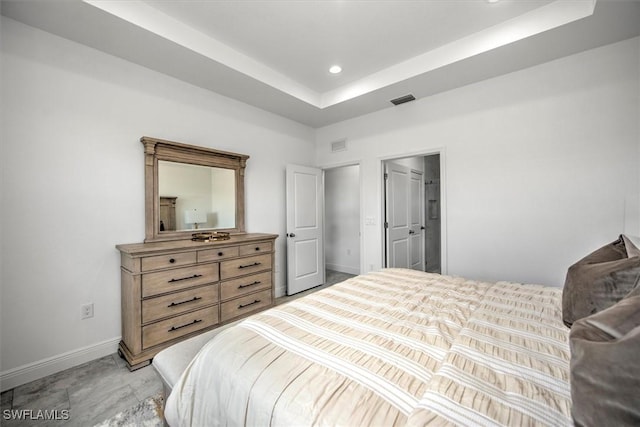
[141,136,248,242]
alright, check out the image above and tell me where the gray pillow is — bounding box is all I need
[569,291,640,426]
[562,236,640,327]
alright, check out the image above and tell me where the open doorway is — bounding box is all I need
[424,155,441,273]
[325,164,361,281]
[383,154,441,273]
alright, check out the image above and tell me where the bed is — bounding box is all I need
[162,268,573,426]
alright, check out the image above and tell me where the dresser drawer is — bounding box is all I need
[220,254,272,280]
[238,242,273,256]
[221,289,272,322]
[198,246,240,263]
[142,284,219,324]
[141,252,196,272]
[142,263,219,297]
[221,271,272,301]
[142,306,219,349]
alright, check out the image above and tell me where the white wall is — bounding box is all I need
[0,17,314,388]
[324,165,360,274]
[316,37,640,287]
[210,168,236,229]
[637,36,640,234]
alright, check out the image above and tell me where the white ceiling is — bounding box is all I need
[140,0,556,93]
[2,0,640,127]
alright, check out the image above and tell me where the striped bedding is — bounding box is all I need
[164,269,571,426]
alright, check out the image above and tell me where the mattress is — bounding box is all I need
[164,268,571,426]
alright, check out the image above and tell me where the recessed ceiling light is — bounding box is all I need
[487,0,500,3]
[329,65,342,74]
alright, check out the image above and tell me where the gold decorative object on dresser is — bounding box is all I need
[117,137,278,370]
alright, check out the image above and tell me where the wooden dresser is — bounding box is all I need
[116,233,277,370]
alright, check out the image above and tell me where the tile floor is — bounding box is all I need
[1,353,161,427]
[0,269,355,426]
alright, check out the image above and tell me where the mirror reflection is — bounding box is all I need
[158,160,236,232]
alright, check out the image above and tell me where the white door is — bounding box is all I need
[286,164,324,295]
[409,170,425,271]
[385,162,411,268]
[385,162,425,271]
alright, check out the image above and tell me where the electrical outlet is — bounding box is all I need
[81,303,94,319]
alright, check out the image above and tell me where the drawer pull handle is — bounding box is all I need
[238,299,261,309]
[169,258,176,264]
[255,247,260,251]
[238,281,261,289]
[238,262,261,269]
[168,296,202,307]
[218,252,224,256]
[168,274,203,283]
[168,319,202,332]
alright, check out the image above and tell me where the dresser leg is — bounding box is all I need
[118,341,152,371]
[126,359,152,371]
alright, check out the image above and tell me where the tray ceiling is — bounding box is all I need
[2,0,640,127]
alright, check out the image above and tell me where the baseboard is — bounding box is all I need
[326,263,360,275]
[0,337,121,392]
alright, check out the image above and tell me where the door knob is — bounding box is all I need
[287,233,296,237]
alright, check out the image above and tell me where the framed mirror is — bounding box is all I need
[141,136,248,242]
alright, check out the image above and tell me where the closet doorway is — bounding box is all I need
[324,164,361,276]
[383,154,442,273]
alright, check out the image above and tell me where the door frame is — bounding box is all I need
[380,148,447,274]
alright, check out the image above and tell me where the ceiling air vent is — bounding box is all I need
[331,139,347,152]
[390,94,416,106]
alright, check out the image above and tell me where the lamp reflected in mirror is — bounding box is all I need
[184,209,207,230]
